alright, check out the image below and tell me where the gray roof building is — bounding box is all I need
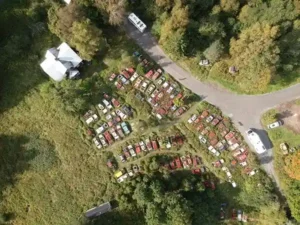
[85,202,112,218]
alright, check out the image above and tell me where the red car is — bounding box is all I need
[225,131,235,141]
[103,131,114,145]
[175,157,182,168]
[151,140,159,150]
[111,98,120,108]
[127,67,135,74]
[122,70,131,79]
[170,161,176,170]
[186,156,192,165]
[145,70,154,79]
[124,150,131,159]
[200,110,209,118]
[152,70,161,80]
[135,144,141,154]
[192,169,201,174]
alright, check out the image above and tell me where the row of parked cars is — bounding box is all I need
[164,155,206,173]
[119,139,160,162]
[93,122,131,149]
[187,110,257,188]
[114,165,140,183]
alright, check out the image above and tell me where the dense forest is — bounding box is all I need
[0,0,299,225]
[132,0,300,93]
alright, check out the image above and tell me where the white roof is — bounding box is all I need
[57,42,82,67]
[64,0,71,4]
[40,42,82,81]
[40,58,67,82]
[247,130,266,154]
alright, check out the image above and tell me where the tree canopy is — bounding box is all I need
[285,152,300,180]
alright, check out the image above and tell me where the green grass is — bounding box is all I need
[261,107,300,221]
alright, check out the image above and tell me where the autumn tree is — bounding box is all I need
[71,19,106,60]
[220,0,240,14]
[229,23,280,92]
[94,0,126,26]
[285,152,300,180]
[156,0,173,10]
[48,3,84,41]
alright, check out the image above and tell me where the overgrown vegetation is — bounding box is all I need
[262,107,300,222]
[0,0,295,224]
[131,0,300,93]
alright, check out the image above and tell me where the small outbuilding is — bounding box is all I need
[229,66,238,74]
[85,202,112,218]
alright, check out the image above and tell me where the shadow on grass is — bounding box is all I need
[0,135,40,222]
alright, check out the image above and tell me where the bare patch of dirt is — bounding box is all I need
[277,100,300,134]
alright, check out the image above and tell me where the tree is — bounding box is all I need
[203,40,225,63]
[170,4,189,30]
[173,98,184,107]
[198,17,226,40]
[229,23,280,92]
[94,0,126,26]
[48,3,84,41]
[107,0,126,26]
[220,0,240,14]
[71,19,106,60]
[285,152,300,180]
[165,193,193,225]
[156,0,173,10]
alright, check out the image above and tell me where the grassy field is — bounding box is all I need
[261,106,300,222]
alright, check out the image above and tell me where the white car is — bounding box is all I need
[85,117,94,125]
[230,180,237,188]
[151,89,159,98]
[146,84,156,95]
[98,104,108,114]
[93,138,102,149]
[246,129,266,154]
[98,103,105,110]
[98,134,108,147]
[139,141,147,151]
[116,109,127,119]
[103,100,113,109]
[208,146,220,156]
[206,115,214,123]
[248,169,257,176]
[226,171,232,179]
[267,121,282,129]
[188,114,197,123]
[198,135,207,144]
[166,86,174,94]
[240,161,247,167]
[130,72,139,82]
[140,80,150,92]
[110,128,119,140]
[96,125,105,134]
[157,76,166,85]
[162,82,169,88]
[171,105,177,112]
[128,145,136,157]
[119,154,126,162]
[105,114,112,120]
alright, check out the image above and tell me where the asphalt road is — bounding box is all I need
[124,22,300,188]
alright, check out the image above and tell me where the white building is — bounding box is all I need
[40,42,82,82]
[64,0,71,4]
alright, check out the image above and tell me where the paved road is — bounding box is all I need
[124,22,300,187]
